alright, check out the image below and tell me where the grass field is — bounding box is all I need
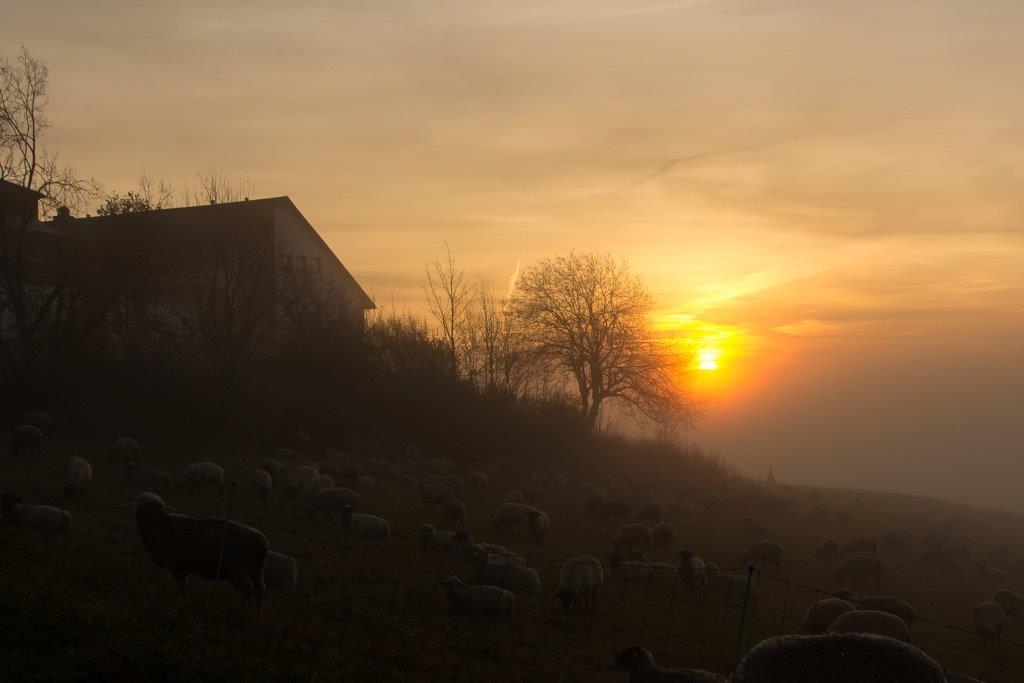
[2,433,1023,681]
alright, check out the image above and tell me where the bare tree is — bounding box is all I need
[467,281,532,397]
[96,170,174,215]
[0,47,101,386]
[510,251,693,432]
[182,166,253,206]
[423,245,473,382]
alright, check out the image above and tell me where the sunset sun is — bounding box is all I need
[698,348,720,371]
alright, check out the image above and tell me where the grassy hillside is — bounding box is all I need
[2,432,1022,681]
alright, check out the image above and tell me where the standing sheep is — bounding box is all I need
[613,524,653,555]
[503,490,526,504]
[110,437,140,464]
[835,553,883,588]
[0,493,72,538]
[732,634,945,682]
[249,469,273,500]
[125,463,172,488]
[298,474,335,503]
[556,555,603,612]
[472,559,540,592]
[263,551,298,591]
[676,549,706,591]
[826,609,909,641]
[9,425,42,458]
[651,523,676,552]
[741,540,783,572]
[469,472,489,491]
[306,487,360,521]
[286,465,319,498]
[493,502,538,533]
[442,497,466,529]
[972,601,1005,644]
[992,590,1024,622]
[526,509,550,544]
[63,455,93,498]
[442,577,514,616]
[801,598,854,634]
[421,483,454,506]
[134,493,268,613]
[175,462,225,498]
[339,505,390,539]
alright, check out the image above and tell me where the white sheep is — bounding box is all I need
[442,497,465,528]
[651,523,676,551]
[470,472,489,490]
[972,601,1005,643]
[826,609,908,641]
[421,483,454,505]
[526,509,549,544]
[613,523,653,554]
[63,455,93,498]
[615,647,725,682]
[472,559,540,592]
[175,462,225,498]
[846,595,917,628]
[249,469,273,500]
[557,555,603,612]
[125,463,172,488]
[835,553,883,588]
[286,465,319,497]
[0,493,72,538]
[417,523,460,552]
[298,474,335,503]
[110,437,140,464]
[801,598,854,634]
[741,540,783,572]
[442,576,514,616]
[306,487,361,520]
[340,505,390,539]
[263,551,298,591]
[9,424,43,458]
[993,589,1024,622]
[493,502,539,533]
[676,549,706,591]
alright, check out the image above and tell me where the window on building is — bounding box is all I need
[312,257,321,273]
[294,255,307,271]
[278,254,292,271]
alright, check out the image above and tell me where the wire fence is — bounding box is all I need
[2,485,1023,680]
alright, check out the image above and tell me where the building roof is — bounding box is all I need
[60,196,374,310]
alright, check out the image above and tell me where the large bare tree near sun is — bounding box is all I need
[510,251,693,433]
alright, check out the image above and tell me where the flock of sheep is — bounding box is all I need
[4,410,1023,680]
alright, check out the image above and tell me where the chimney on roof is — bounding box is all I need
[53,206,72,225]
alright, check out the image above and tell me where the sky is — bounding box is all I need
[4,1,1022,510]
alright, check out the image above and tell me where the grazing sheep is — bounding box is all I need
[134,492,268,613]
[9,425,43,458]
[801,598,855,634]
[827,609,908,641]
[442,497,466,528]
[651,523,676,551]
[557,555,603,611]
[847,595,917,628]
[732,634,944,682]
[608,554,654,583]
[417,524,462,553]
[125,463,172,488]
[593,499,632,522]
[493,502,539,533]
[0,493,72,537]
[835,553,883,588]
[470,472,489,490]
[743,516,777,539]
[503,490,526,504]
[741,540,782,572]
[263,551,297,591]
[442,576,514,616]
[526,509,550,543]
[703,564,753,598]
[19,410,53,433]
[992,590,1024,622]
[306,487,361,520]
[421,483,454,506]
[339,505,389,539]
[840,537,878,559]
[815,539,839,560]
[615,646,725,682]
[479,543,525,566]
[473,559,540,592]
[636,502,662,525]
[175,462,225,498]
[972,601,1005,643]
[63,455,93,498]
[260,458,283,481]
[109,437,140,464]
[298,474,335,503]
[676,549,706,591]
[286,465,319,497]
[614,524,654,554]
[248,469,273,500]
[585,491,607,515]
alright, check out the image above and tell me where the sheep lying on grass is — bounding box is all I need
[442,576,514,616]
[135,492,268,613]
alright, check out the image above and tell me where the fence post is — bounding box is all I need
[731,565,755,673]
